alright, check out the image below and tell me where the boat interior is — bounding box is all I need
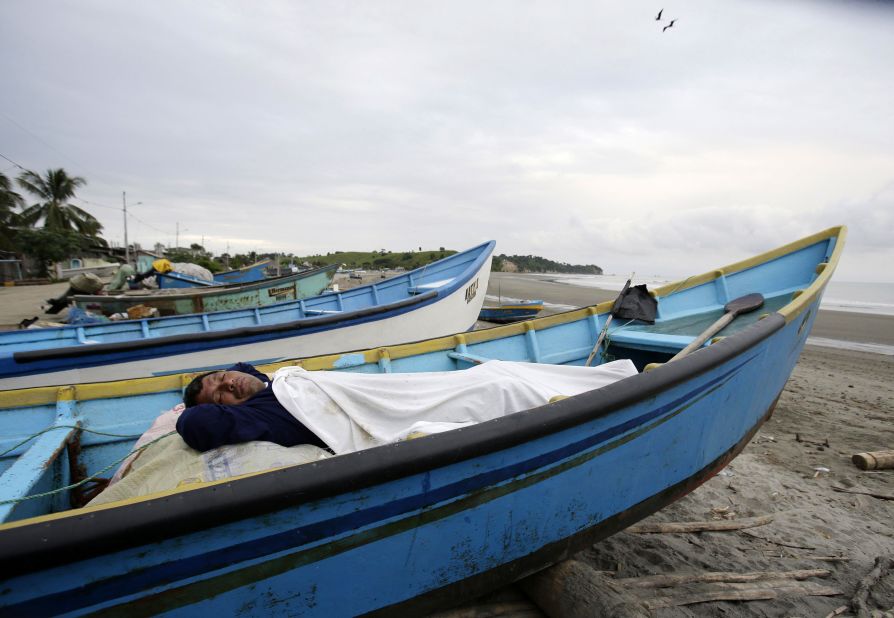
[0,229,841,525]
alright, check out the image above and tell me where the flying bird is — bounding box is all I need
[655,9,663,20]
[663,19,676,32]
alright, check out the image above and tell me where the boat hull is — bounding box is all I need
[479,300,544,323]
[2,257,492,388]
[0,310,806,616]
[75,264,337,316]
[0,227,845,616]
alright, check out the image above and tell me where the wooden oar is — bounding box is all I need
[585,274,634,367]
[668,293,764,362]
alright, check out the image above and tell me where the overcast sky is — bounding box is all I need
[2,0,892,281]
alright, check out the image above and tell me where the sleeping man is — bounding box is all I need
[177,363,328,452]
[177,359,639,455]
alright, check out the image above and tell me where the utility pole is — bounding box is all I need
[122,192,142,266]
[175,222,179,249]
[123,191,129,266]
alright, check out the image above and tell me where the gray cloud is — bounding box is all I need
[2,0,892,281]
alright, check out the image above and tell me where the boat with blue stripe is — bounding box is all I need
[479,299,544,323]
[73,263,338,316]
[0,227,845,616]
[0,241,494,389]
[156,258,273,289]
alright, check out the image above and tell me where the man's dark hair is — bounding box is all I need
[183,370,221,408]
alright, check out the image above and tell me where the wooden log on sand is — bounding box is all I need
[832,486,894,501]
[852,450,894,471]
[615,568,831,588]
[644,581,842,610]
[625,513,773,534]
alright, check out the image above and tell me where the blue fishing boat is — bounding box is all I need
[0,227,845,616]
[0,241,494,389]
[73,264,339,317]
[156,259,273,289]
[479,299,544,323]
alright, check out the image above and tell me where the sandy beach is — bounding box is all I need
[1,273,892,616]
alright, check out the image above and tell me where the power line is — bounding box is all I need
[0,152,28,172]
[0,110,96,178]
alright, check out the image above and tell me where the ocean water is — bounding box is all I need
[551,275,894,317]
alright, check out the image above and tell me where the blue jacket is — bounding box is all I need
[176,362,328,452]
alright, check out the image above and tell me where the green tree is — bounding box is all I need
[0,171,24,251]
[17,168,103,239]
[16,228,89,277]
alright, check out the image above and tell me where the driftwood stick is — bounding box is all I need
[626,514,773,534]
[644,582,841,609]
[852,556,894,618]
[740,529,815,550]
[832,486,894,501]
[616,568,830,589]
[521,559,651,618]
[823,605,849,618]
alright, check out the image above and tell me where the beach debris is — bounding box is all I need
[823,605,849,618]
[814,466,831,478]
[615,568,831,588]
[740,529,816,550]
[126,304,159,320]
[832,486,894,502]
[851,556,894,618]
[625,513,773,534]
[710,506,737,520]
[852,450,894,471]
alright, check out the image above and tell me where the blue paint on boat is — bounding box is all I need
[332,353,367,369]
[479,299,544,323]
[157,259,272,289]
[0,228,846,616]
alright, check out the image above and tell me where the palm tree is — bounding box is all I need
[0,171,24,251]
[17,168,103,237]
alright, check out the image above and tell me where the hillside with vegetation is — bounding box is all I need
[295,248,456,271]
[493,254,602,274]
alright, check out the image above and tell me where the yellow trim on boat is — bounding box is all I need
[777,227,846,323]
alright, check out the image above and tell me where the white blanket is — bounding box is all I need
[273,359,638,454]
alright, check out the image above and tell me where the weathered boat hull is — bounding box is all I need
[75,263,338,316]
[0,228,845,616]
[0,243,494,388]
[479,299,544,323]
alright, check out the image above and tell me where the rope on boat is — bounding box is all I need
[0,430,178,507]
[0,425,143,459]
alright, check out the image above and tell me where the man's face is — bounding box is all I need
[196,370,266,405]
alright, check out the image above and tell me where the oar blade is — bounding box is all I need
[724,293,764,316]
